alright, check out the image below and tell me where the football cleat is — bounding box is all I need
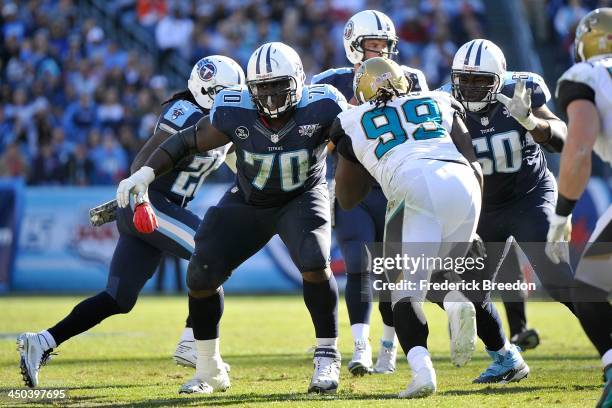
[398,366,437,398]
[373,340,397,374]
[446,300,477,367]
[308,347,341,394]
[473,344,530,384]
[178,378,213,394]
[180,356,230,393]
[347,339,373,376]
[17,333,55,388]
[596,364,612,408]
[173,340,231,372]
[510,329,540,350]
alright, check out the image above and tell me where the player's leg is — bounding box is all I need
[180,188,276,394]
[17,231,162,388]
[572,206,612,408]
[334,197,375,375]
[277,183,340,393]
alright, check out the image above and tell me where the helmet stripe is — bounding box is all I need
[265,44,272,74]
[463,41,476,65]
[372,11,382,30]
[474,40,484,66]
[255,47,262,75]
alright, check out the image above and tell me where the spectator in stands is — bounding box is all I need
[29,143,64,185]
[65,143,94,185]
[155,5,193,62]
[88,130,128,185]
[0,142,28,179]
[62,92,99,145]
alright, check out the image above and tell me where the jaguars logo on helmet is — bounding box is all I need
[574,8,612,62]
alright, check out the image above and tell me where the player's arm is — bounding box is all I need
[329,118,371,209]
[450,114,483,194]
[130,127,173,174]
[116,116,230,208]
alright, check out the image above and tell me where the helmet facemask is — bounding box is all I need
[451,71,501,112]
[248,76,298,118]
[353,36,398,61]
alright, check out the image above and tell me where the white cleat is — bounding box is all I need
[173,340,230,372]
[446,299,477,367]
[178,378,214,394]
[16,333,54,388]
[398,367,437,399]
[347,339,373,376]
[374,340,397,374]
[308,347,341,394]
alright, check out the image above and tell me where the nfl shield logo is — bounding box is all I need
[481,117,489,126]
[271,134,279,143]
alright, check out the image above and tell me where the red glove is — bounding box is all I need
[133,202,158,234]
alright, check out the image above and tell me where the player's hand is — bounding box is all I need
[116,166,155,208]
[496,78,537,131]
[133,201,158,234]
[545,213,572,264]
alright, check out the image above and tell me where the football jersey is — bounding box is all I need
[210,84,347,207]
[556,56,612,165]
[332,91,466,198]
[149,99,230,206]
[440,71,551,211]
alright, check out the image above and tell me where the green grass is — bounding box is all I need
[0,295,604,407]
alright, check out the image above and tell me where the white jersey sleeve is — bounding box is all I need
[336,91,466,196]
[556,57,612,164]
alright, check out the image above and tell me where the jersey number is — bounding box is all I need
[244,149,309,191]
[171,156,216,198]
[472,131,522,175]
[361,98,445,159]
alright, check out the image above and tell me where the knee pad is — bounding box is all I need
[186,252,231,292]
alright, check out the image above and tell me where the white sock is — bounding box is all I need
[316,338,338,348]
[180,328,194,342]
[407,346,433,372]
[602,348,612,368]
[496,339,511,355]
[39,330,57,350]
[381,324,397,345]
[195,339,220,378]
[351,323,370,342]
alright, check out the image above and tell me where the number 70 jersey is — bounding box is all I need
[333,91,466,195]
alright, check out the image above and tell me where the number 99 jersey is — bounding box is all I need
[150,99,230,206]
[331,91,466,198]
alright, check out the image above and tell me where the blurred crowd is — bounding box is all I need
[0,0,488,186]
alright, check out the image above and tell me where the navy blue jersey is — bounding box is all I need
[150,99,229,206]
[440,71,552,211]
[210,84,347,207]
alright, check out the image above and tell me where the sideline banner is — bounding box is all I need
[0,179,24,292]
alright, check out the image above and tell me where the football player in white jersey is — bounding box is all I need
[546,8,612,408]
[331,57,529,398]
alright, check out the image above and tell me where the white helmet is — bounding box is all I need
[246,42,305,118]
[451,39,506,112]
[343,10,398,65]
[188,55,245,110]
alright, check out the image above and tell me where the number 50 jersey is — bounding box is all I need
[331,91,466,198]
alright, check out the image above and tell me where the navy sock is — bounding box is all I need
[47,292,121,347]
[189,288,224,340]
[345,273,372,325]
[303,275,339,339]
[503,301,527,337]
[474,301,506,351]
[378,300,394,327]
[185,315,192,328]
[393,299,428,355]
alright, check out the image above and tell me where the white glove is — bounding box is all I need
[116,166,155,208]
[495,78,538,131]
[545,213,572,264]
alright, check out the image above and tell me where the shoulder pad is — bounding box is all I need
[298,84,348,111]
[437,82,453,94]
[556,62,597,95]
[503,71,551,105]
[210,85,255,124]
[311,67,353,85]
[401,65,429,91]
[161,100,203,130]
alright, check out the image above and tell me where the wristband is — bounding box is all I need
[556,193,577,217]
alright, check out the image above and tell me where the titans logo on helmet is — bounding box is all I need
[197,59,217,82]
[344,20,354,40]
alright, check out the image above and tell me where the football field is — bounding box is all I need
[0,295,603,407]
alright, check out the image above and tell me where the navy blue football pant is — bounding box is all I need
[477,177,576,326]
[335,186,395,329]
[187,184,337,340]
[47,191,199,346]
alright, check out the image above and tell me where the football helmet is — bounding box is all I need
[451,39,506,112]
[574,7,612,62]
[354,57,409,104]
[188,55,245,110]
[343,10,398,65]
[246,42,305,118]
